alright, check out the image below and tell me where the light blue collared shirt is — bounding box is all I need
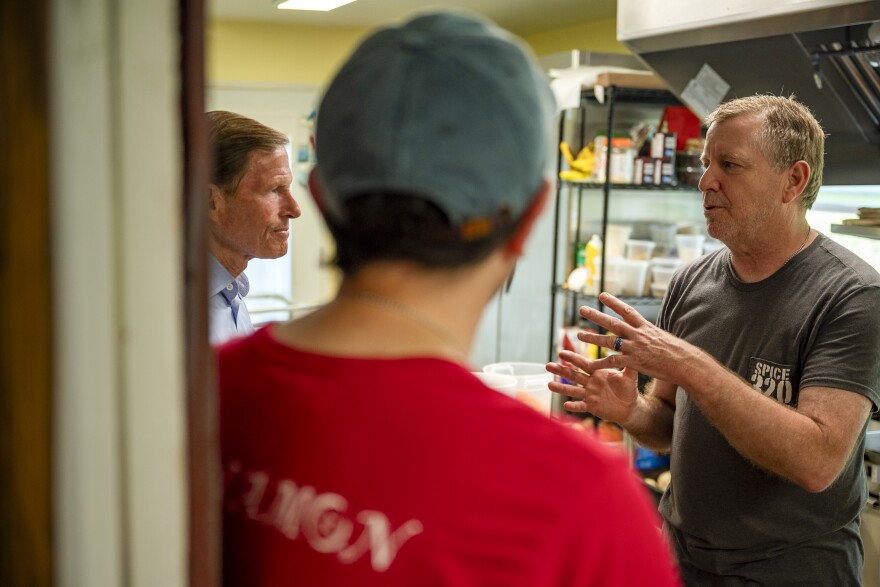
[208,255,254,345]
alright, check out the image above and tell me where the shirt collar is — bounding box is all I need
[209,255,249,298]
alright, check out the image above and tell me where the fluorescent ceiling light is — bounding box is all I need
[275,0,356,10]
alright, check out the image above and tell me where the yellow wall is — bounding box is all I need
[207,20,369,86]
[523,18,627,56]
[207,17,628,86]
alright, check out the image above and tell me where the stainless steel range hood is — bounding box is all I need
[618,0,880,185]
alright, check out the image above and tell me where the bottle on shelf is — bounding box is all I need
[585,234,602,289]
[576,242,587,268]
[593,136,636,184]
[566,243,590,292]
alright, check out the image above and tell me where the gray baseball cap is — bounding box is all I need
[314,9,556,238]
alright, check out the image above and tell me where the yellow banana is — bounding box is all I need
[570,159,592,174]
[559,142,575,165]
[576,145,594,161]
[559,169,588,181]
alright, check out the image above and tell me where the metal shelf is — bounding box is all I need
[581,87,682,106]
[831,224,880,240]
[553,284,663,306]
[547,84,698,361]
[553,285,664,326]
[560,180,700,192]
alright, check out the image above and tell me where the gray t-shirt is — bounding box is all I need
[657,233,880,586]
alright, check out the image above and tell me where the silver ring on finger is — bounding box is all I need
[613,336,623,352]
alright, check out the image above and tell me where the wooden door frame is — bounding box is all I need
[0,1,221,584]
[181,0,222,585]
[0,1,53,585]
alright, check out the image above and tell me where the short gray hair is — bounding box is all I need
[706,94,826,209]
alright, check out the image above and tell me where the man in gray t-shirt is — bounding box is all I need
[547,94,880,585]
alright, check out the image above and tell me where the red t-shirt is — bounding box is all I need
[218,327,680,586]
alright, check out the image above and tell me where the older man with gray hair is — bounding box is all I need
[206,111,301,344]
[551,94,880,585]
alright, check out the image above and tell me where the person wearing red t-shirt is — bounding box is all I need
[218,9,681,586]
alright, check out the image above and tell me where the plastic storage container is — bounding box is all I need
[591,256,623,295]
[651,257,681,287]
[625,239,656,261]
[617,259,650,296]
[676,234,705,263]
[483,362,553,415]
[605,224,633,258]
[649,223,678,254]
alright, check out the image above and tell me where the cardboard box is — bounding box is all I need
[652,160,676,185]
[663,133,677,160]
[634,157,654,185]
[650,132,678,161]
[596,71,669,90]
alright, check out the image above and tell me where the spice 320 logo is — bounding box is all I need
[748,357,797,406]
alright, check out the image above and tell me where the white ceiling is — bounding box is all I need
[208,0,617,37]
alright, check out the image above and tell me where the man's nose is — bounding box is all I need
[697,165,716,194]
[284,191,302,218]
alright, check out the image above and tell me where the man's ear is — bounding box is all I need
[783,160,810,204]
[504,179,551,257]
[208,184,224,222]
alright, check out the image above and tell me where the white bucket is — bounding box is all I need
[472,372,517,398]
[483,362,553,415]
